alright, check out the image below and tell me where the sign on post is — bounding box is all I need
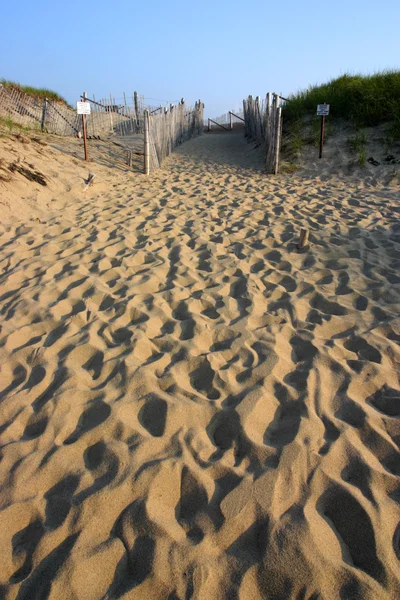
[77,101,91,115]
[317,104,330,116]
[78,95,89,162]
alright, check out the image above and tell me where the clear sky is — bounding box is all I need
[1,0,399,118]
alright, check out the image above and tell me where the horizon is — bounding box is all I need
[1,0,399,119]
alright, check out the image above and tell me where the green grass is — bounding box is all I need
[0,115,15,131]
[283,71,400,137]
[358,147,367,167]
[0,79,67,104]
[287,120,304,154]
[0,115,38,134]
[348,130,367,153]
[307,117,321,146]
[280,161,299,174]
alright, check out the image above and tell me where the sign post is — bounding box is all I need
[77,93,91,161]
[317,103,329,159]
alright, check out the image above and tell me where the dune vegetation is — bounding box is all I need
[284,71,400,138]
[284,71,400,132]
[281,71,400,163]
[0,78,67,104]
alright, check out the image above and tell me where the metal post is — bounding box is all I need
[208,118,211,132]
[319,101,326,159]
[229,111,233,130]
[144,110,150,175]
[82,92,89,162]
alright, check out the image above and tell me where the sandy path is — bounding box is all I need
[0,132,399,599]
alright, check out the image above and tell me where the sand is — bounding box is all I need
[0,130,399,600]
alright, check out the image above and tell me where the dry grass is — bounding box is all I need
[1,79,68,104]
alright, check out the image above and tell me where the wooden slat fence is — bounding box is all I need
[0,84,81,135]
[243,93,283,173]
[146,100,204,172]
[0,85,150,138]
[0,84,204,175]
[82,95,145,138]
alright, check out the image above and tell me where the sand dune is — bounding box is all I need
[0,131,399,599]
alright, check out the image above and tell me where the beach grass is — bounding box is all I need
[0,79,67,104]
[0,115,39,134]
[283,71,400,137]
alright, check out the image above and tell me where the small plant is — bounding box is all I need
[325,119,333,140]
[307,117,321,146]
[358,147,366,166]
[284,120,304,155]
[280,161,299,174]
[390,117,400,141]
[384,134,394,154]
[0,115,39,135]
[291,132,303,154]
[348,130,367,153]
[0,115,15,131]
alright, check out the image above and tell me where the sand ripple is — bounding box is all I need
[0,133,399,599]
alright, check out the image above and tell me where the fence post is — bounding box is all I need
[255,96,262,141]
[41,98,48,132]
[180,99,184,143]
[274,106,282,175]
[144,110,150,175]
[82,92,89,162]
[248,95,253,139]
[229,111,233,130]
[107,95,113,131]
[134,91,139,128]
[208,118,211,132]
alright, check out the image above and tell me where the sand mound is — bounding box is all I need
[0,131,399,599]
[0,129,142,223]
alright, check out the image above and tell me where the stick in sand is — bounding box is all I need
[83,172,96,191]
[297,228,309,250]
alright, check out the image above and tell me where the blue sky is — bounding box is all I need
[1,0,399,118]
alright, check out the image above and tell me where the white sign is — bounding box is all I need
[317,104,330,116]
[77,101,91,115]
